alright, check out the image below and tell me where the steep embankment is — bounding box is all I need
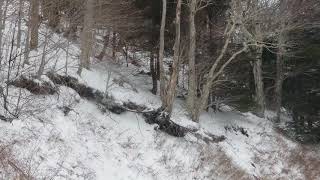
[0,26,319,179]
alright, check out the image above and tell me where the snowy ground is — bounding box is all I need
[0,18,320,180]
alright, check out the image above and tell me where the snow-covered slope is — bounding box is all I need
[0,20,319,180]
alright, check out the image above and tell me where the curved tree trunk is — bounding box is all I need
[164,0,181,115]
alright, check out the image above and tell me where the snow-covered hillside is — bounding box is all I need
[0,14,319,180]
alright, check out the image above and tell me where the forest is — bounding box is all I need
[0,0,319,179]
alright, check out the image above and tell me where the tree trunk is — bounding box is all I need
[30,0,39,50]
[112,31,116,60]
[164,0,181,115]
[187,0,197,122]
[16,0,23,49]
[194,22,247,121]
[275,29,286,122]
[23,4,32,66]
[158,0,167,106]
[37,29,49,79]
[252,19,265,118]
[252,47,266,117]
[78,0,94,75]
[96,33,110,60]
[156,52,160,80]
[0,0,6,60]
[274,0,288,123]
[150,51,157,95]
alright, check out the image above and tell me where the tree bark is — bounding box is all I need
[0,0,6,60]
[187,0,197,122]
[164,0,181,115]
[252,13,266,117]
[158,0,167,106]
[150,50,157,95]
[37,29,49,79]
[30,0,39,50]
[17,0,23,49]
[96,33,110,60]
[23,4,32,66]
[274,0,289,122]
[194,22,247,121]
[78,0,94,75]
[275,28,286,122]
[252,46,266,117]
[112,31,116,60]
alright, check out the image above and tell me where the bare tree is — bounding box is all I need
[189,0,249,122]
[186,0,211,121]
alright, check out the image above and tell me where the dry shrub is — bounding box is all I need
[0,142,33,180]
[288,145,320,180]
[253,133,320,180]
[196,145,253,180]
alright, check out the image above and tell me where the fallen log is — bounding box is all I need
[46,72,126,114]
[8,76,57,95]
[12,73,225,143]
[143,108,226,143]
